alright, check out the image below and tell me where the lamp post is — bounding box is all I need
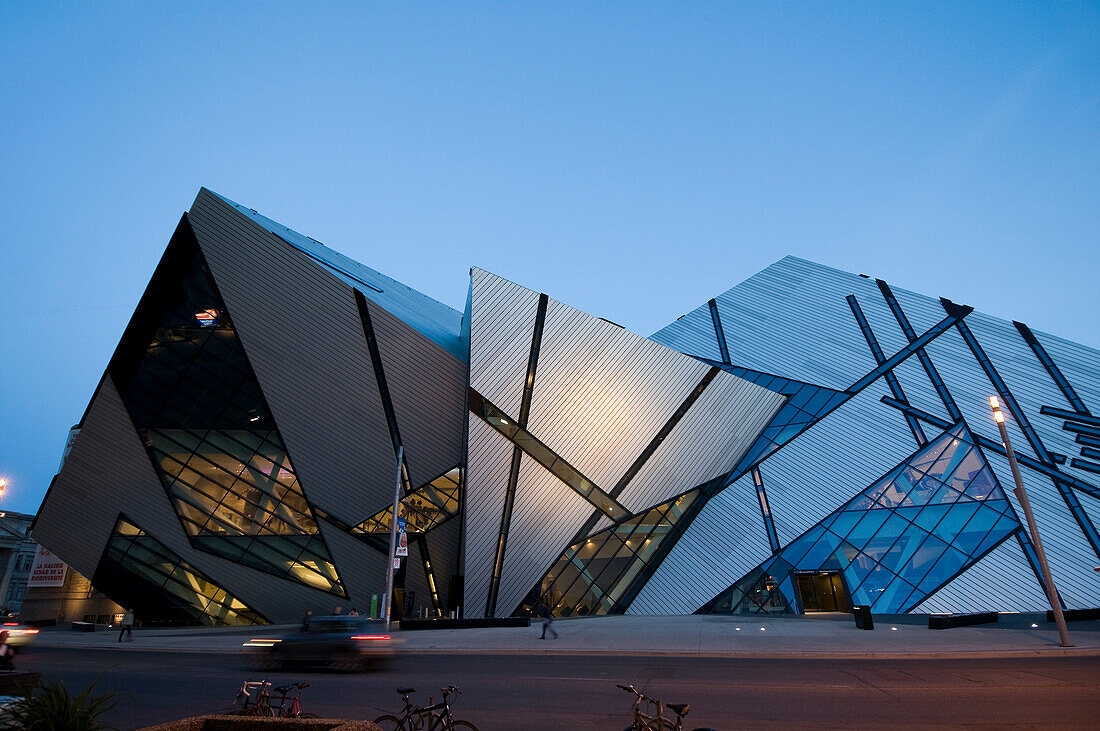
[989,396,1072,647]
[383,447,403,632]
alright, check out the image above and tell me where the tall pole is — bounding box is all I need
[990,397,1072,647]
[384,446,403,632]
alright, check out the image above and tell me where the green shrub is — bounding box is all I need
[3,676,118,730]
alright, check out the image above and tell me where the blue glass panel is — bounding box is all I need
[931,502,981,544]
[826,511,863,540]
[947,448,985,490]
[869,574,920,613]
[848,494,887,511]
[962,467,998,500]
[781,524,826,566]
[804,388,834,414]
[928,482,967,505]
[909,430,957,473]
[897,533,948,586]
[970,512,1020,557]
[843,509,891,551]
[777,576,797,609]
[910,504,951,533]
[925,437,970,481]
[795,532,844,569]
[916,545,969,595]
[908,472,946,506]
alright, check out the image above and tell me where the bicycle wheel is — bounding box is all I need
[450,720,478,731]
[642,718,676,731]
[374,714,406,730]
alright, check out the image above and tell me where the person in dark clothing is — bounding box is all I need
[118,609,134,642]
[539,601,558,640]
[301,610,312,632]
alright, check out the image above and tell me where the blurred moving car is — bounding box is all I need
[243,616,399,671]
[1,622,39,651]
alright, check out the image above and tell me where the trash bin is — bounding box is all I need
[853,605,874,630]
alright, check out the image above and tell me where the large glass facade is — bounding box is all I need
[94,517,266,626]
[355,466,461,535]
[115,232,346,597]
[704,424,1021,614]
[523,491,701,617]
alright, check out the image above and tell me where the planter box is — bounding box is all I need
[928,612,998,629]
[1046,607,1100,622]
[140,716,380,731]
[400,617,529,630]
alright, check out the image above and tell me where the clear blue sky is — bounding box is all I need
[1,2,1097,514]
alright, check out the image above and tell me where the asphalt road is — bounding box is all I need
[13,647,1100,730]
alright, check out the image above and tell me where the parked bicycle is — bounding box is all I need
[618,683,716,731]
[374,685,477,730]
[232,679,316,718]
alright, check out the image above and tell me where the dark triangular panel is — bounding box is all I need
[107,215,347,597]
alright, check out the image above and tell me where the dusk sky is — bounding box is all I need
[1,2,1097,515]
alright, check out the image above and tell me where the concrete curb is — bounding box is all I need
[29,642,1100,660]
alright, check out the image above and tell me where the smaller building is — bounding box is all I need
[0,512,37,615]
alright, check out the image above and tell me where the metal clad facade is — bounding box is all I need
[495,457,592,616]
[367,299,467,489]
[527,298,708,492]
[188,191,397,522]
[468,268,540,418]
[619,373,786,514]
[462,415,514,616]
[629,477,774,614]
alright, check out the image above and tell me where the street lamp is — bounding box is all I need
[990,396,1072,647]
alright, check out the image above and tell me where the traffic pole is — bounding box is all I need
[384,446,403,632]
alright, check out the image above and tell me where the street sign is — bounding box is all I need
[393,557,401,569]
[396,517,408,557]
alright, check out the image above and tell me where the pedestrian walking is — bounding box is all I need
[348,607,359,616]
[301,609,312,632]
[0,630,12,670]
[539,601,558,640]
[118,608,134,642]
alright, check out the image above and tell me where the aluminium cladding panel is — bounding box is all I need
[187,190,397,523]
[317,520,389,610]
[982,449,1100,608]
[709,257,886,390]
[468,268,542,419]
[916,323,1100,606]
[618,372,787,514]
[462,415,515,617]
[495,455,593,617]
[1031,327,1100,414]
[34,379,336,623]
[526,298,710,493]
[911,539,1050,613]
[366,299,467,489]
[209,191,464,359]
[424,511,462,610]
[628,474,774,614]
[647,299,724,363]
[761,388,920,546]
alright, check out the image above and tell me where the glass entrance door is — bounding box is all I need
[795,571,851,612]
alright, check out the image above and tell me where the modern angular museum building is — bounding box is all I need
[33,189,1100,625]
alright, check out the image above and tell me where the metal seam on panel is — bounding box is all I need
[1014,321,1091,416]
[354,289,442,614]
[845,307,971,395]
[752,468,780,553]
[847,294,926,445]
[484,291,547,617]
[467,388,630,521]
[881,396,1100,501]
[942,300,1100,558]
[877,279,963,422]
[610,367,722,499]
[708,299,730,364]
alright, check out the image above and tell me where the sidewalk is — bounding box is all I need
[29,612,1100,660]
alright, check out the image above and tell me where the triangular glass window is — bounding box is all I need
[110,220,346,597]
